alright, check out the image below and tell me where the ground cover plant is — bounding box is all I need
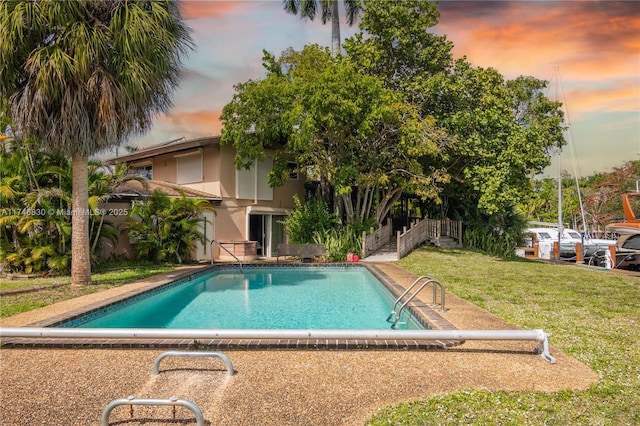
[0,262,175,318]
[367,246,639,425]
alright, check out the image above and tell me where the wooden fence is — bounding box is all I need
[397,218,463,259]
[361,219,393,258]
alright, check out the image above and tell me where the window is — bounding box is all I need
[176,150,203,184]
[236,157,273,201]
[287,162,299,180]
[135,165,152,180]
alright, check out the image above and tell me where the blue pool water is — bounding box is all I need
[65,266,424,330]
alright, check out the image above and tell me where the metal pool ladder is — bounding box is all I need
[387,276,446,328]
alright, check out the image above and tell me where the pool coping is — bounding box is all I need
[1,263,462,350]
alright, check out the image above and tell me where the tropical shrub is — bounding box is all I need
[0,137,144,273]
[283,195,337,243]
[126,190,213,264]
[313,226,362,261]
[0,137,72,273]
[464,208,527,258]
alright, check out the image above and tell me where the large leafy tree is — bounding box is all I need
[221,45,446,226]
[425,62,566,214]
[341,0,566,255]
[0,0,192,284]
[283,0,361,55]
[344,0,453,91]
[345,0,565,212]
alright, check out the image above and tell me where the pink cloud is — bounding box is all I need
[438,1,639,81]
[179,0,246,20]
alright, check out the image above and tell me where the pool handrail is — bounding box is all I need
[101,395,204,426]
[390,278,445,328]
[387,276,446,326]
[210,239,243,272]
[153,350,234,376]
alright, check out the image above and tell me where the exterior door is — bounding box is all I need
[249,213,286,258]
[249,214,266,256]
[196,210,215,261]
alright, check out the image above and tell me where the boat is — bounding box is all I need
[525,225,616,262]
[605,192,640,270]
[558,228,617,258]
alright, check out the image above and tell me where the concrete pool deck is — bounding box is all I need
[0,263,598,425]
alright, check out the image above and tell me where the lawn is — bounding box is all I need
[366,246,640,425]
[0,262,176,318]
[1,250,638,425]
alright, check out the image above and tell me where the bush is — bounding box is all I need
[313,226,362,261]
[283,195,337,243]
[126,190,213,264]
[464,208,527,258]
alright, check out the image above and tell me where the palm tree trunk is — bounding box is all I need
[71,155,91,285]
[330,0,341,56]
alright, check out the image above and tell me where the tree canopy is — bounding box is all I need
[221,45,448,225]
[223,0,566,244]
[283,0,362,55]
[345,0,566,216]
[0,0,192,284]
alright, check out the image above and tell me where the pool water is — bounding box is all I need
[70,266,424,330]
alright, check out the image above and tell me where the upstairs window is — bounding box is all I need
[236,156,273,201]
[176,150,203,184]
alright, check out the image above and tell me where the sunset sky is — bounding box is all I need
[123,0,640,177]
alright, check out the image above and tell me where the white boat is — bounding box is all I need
[558,228,617,258]
[525,226,616,261]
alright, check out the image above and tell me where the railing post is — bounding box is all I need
[361,230,367,258]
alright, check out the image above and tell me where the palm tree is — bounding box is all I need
[283,0,361,55]
[0,1,193,285]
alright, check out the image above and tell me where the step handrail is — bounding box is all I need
[153,351,234,376]
[391,279,444,328]
[101,396,204,426]
[386,275,433,321]
[210,239,243,272]
[387,276,446,327]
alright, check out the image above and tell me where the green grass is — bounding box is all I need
[0,263,176,318]
[366,246,640,425]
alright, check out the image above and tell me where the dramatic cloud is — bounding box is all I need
[122,0,638,175]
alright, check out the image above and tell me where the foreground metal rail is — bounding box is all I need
[101,395,204,426]
[153,350,234,376]
[0,327,556,363]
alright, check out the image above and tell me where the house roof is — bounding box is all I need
[107,135,221,164]
[111,179,222,204]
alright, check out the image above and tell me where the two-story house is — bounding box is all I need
[108,136,305,261]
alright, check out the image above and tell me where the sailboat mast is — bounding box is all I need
[554,66,589,236]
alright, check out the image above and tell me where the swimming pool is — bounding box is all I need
[59,265,425,330]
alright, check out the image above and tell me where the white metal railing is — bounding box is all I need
[153,351,234,376]
[0,327,555,363]
[101,396,204,426]
[362,219,393,258]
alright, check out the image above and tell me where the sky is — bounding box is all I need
[121,0,640,177]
